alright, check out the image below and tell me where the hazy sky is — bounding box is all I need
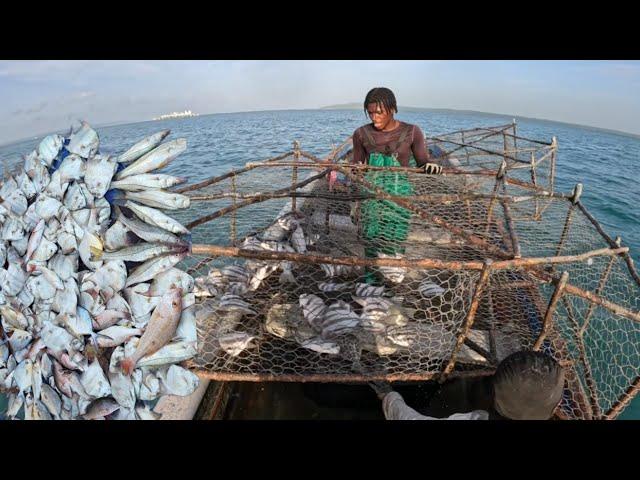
[0,60,638,145]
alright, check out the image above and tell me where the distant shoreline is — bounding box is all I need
[2,105,639,147]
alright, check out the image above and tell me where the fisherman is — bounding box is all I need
[370,350,566,420]
[346,87,443,282]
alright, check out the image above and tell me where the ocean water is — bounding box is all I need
[0,109,638,419]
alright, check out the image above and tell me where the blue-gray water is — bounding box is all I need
[1,109,638,419]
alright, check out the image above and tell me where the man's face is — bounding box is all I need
[367,102,394,130]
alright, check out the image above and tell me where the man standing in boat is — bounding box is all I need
[352,87,442,174]
[348,87,443,282]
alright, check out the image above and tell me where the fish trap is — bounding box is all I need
[178,123,640,420]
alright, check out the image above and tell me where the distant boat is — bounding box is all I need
[153,110,199,121]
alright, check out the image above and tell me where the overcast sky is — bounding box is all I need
[0,60,638,145]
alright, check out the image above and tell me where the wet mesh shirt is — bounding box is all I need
[352,122,431,167]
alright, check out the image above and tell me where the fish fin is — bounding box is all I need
[89,246,103,261]
[119,357,136,376]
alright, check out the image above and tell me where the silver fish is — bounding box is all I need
[52,279,79,315]
[11,330,35,355]
[299,294,326,330]
[157,364,199,396]
[138,372,161,401]
[40,383,62,419]
[265,303,302,339]
[108,347,136,410]
[30,163,51,193]
[300,337,340,355]
[218,332,256,357]
[92,309,131,331]
[25,393,53,420]
[291,225,306,253]
[45,170,69,200]
[136,341,197,368]
[419,279,446,297]
[58,312,93,337]
[123,200,190,235]
[80,359,111,398]
[83,397,120,420]
[63,181,88,211]
[98,243,182,263]
[2,216,25,241]
[16,170,36,200]
[377,252,406,284]
[122,190,190,210]
[260,213,299,242]
[355,283,385,297]
[174,306,197,343]
[116,138,187,179]
[48,252,77,280]
[41,323,74,353]
[110,173,186,191]
[104,220,136,251]
[0,304,29,332]
[221,265,250,284]
[34,195,62,221]
[57,153,86,183]
[219,294,257,315]
[2,264,28,297]
[321,300,358,328]
[135,403,161,420]
[118,129,171,164]
[116,211,187,247]
[124,252,187,287]
[37,134,64,166]
[67,121,99,158]
[96,326,143,348]
[123,283,160,320]
[85,154,117,198]
[6,392,25,418]
[147,268,194,297]
[318,281,353,292]
[12,235,29,257]
[320,263,356,278]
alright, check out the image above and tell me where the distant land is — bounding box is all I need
[320,103,640,140]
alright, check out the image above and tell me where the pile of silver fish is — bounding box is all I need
[0,122,198,420]
[193,210,487,367]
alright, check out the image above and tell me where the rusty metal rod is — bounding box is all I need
[441,261,493,380]
[579,254,616,337]
[501,196,521,258]
[603,375,640,420]
[189,188,571,204]
[187,368,497,383]
[175,151,293,193]
[561,296,602,419]
[533,271,570,351]
[555,204,576,257]
[530,268,640,323]
[576,200,640,288]
[190,244,629,273]
[185,169,330,230]
[430,135,531,165]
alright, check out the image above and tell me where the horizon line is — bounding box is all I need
[1,104,638,147]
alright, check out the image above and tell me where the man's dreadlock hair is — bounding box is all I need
[364,87,398,117]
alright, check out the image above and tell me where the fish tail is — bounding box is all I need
[120,357,136,376]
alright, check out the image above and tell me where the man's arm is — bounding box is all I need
[412,125,442,174]
[351,129,367,165]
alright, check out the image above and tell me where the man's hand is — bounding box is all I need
[369,381,393,400]
[423,163,443,175]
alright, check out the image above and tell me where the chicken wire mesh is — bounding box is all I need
[175,124,640,420]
